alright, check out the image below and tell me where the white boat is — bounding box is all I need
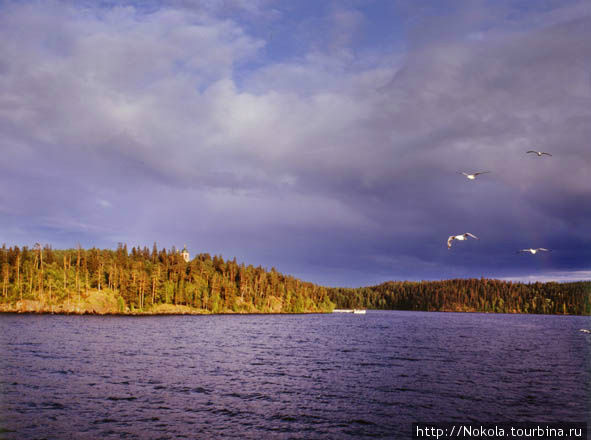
[333,309,366,314]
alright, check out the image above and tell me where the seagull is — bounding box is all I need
[579,329,591,334]
[459,171,490,180]
[517,248,550,255]
[447,233,478,249]
[526,151,552,157]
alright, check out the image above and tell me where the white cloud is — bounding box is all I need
[1,0,590,284]
[500,271,591,283]
[97,199,112,208]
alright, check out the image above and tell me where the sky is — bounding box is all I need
[1,0,590,287]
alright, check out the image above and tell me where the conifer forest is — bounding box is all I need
[0,244,588,315]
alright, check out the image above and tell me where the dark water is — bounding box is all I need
[0,311,589,439]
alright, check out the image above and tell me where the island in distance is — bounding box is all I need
[0,244,589,315]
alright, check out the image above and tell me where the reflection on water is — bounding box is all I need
[0,311,589,439]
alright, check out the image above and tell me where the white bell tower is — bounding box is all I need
[181,245,190,262]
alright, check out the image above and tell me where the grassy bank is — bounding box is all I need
[0,288,332,315]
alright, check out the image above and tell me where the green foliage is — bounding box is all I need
[328,279,590,315]
[0,244,334,314]
[2,243,584,315]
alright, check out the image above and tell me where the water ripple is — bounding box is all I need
[0,312,589,439]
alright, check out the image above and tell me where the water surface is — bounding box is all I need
[0,311,589,439]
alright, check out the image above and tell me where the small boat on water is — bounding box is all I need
[333,309,367,314]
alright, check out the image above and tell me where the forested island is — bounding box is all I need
[0,244,589,315]
[329,279,590,315]
[0,244,334,314]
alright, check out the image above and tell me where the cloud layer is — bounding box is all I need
[1,0,590,286]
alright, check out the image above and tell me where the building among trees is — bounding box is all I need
[181,246,190,263]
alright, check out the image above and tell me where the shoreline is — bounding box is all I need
[0,310,333,316]
[0,300,333,316]
[0,307,584,317]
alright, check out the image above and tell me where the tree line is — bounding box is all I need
[1,244,588,315]
[0,244,334,313]
[328,278,591,315]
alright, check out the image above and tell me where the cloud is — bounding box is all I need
[97,199,112,208]
[501,271,591,283]
[1,0,590,286]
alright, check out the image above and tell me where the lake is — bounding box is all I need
[0,311,589,439]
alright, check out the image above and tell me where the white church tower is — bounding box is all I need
[181,245,190,263]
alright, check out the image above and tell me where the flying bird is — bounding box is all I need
[526,151,552,157]
[459,171,490,180]
[447,233,478,249]
[517,248,550,255]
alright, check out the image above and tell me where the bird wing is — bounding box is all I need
[473,171,490,176]
[464,233,478,239]
[541,152,552,156]
[538,248,550,251]
[460,172,469,176]
[518,249,529,253]
[526,151,537,154]
[447,236,454,248]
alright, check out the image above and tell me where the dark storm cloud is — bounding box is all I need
[257,4,591,283]
[0,0,589,285]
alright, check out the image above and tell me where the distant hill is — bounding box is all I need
[1,244,588,315]
[328,279,591,315]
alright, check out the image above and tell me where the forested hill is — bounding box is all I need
[328,279,591,315]
[0,244,334,314]
[0,244,589,315]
